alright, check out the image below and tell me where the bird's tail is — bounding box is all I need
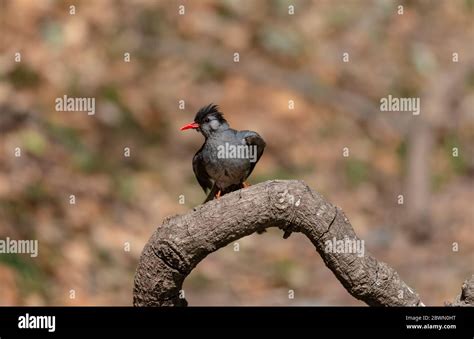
[204,184,220,203]
[203,183,245,203]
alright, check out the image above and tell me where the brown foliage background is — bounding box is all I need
[0,0,473,305]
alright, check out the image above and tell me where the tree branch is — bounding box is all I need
[448,275,474,307]
[133,180,468,306]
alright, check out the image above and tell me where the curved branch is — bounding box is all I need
[448,275,474,307]
[133,180,430,306]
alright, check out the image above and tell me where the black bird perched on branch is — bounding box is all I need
[180,104,266,203]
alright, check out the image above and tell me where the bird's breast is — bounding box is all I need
[203,139,251,189]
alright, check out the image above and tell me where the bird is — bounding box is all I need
[180,104,266,203]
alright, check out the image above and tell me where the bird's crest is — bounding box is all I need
[194,104,227,124]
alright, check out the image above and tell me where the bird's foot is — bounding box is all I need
[215,190,221,199]
[243,182,251,188]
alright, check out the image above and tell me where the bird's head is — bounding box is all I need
[180,104,228,138]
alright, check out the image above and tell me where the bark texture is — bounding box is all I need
[448,275,474,307]
[133,180,470,307]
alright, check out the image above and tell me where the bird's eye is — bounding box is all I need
[204,118,210,123]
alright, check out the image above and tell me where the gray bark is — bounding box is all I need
[448,275,474,307]
[134,180,439,306]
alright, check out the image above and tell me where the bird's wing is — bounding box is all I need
[193,145,213,193]
[239,130,266,178]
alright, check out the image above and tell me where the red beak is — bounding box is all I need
[180,122,199,131]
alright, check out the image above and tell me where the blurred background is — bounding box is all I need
[0,0,473,306]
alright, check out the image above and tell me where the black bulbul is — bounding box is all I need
[180,104,266,203]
